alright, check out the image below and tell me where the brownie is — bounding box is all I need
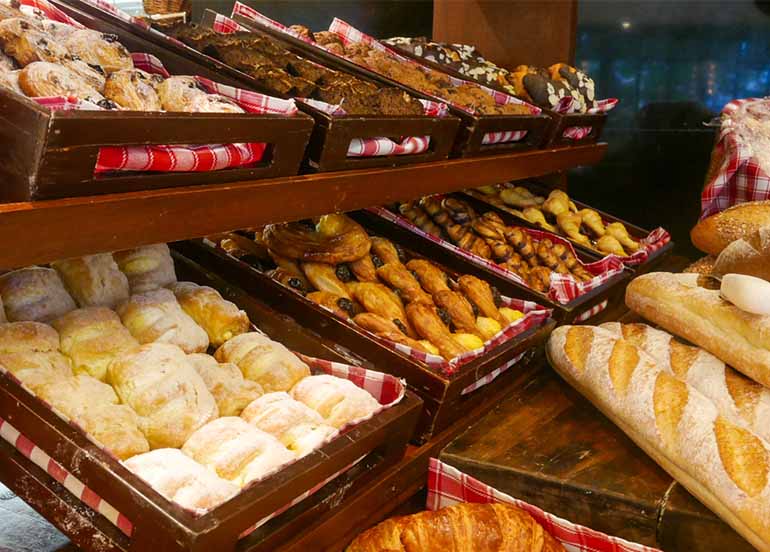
[377,88,424,116]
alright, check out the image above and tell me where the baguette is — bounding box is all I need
[547,325,770,551]
[713,226,770,281]
[626,272,770,387]
[691,200,770,255]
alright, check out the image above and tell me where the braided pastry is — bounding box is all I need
[398,202,442,237]
[264,215,371,264]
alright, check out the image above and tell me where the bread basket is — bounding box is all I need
[142,0,189,17]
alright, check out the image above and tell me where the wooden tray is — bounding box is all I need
[230,13,551,158]
[0,252,422,552]
[388,43,609,148]
[177,226,555,444]
[0,2,313,203]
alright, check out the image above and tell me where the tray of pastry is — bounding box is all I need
[382,37,615,149]
[182,213,555,442]
[463,182,674,270]
[367,196,630,324]
[0,0,314,203]
[56,0,462,173]
[0,244,422,552]
[225,4,551,158]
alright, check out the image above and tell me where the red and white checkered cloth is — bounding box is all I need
[460,351,525,396]
[574,298,609,323]
[368,205,625,305]
[0,354,405,539]
[562,98,619,140]
[427,459,660,552]
[701,97,770,219]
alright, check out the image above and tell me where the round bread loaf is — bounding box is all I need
[691,200,770,254]
[683,255,716,275]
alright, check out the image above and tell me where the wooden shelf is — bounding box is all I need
[0,143,605,268]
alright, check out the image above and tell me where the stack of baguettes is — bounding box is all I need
[547,201,770,550]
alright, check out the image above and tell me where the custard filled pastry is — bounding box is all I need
[187,353,263,417]
[117,288,209,353]
[51,253,129,308]
[113,243,177,294]
[0,18,69,66]
[103,69,162,111]
[52,306,138,381]
[214,332,310,393]
[108,343,218,449]
[291,374,380,428]
[0,266,76,322]
[19,61,105,103]
[169,282,250,348]
[63,29,133,74]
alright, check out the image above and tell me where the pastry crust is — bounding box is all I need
[113,243,177,294]
[63,29,133,74]
[187,353,262,417]
[0,267,76,322]
[169,282,250,347]
[103,68,162,111]
[52,253,130,308]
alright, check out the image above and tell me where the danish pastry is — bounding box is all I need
[18,61,104,103]
[62,58,106,92]
[40,20,77,42]
[0,18,68,66]
[187,353,263,417]
[63,29,133,74]
[0,266,76,322]
[169,282,250,347]
[187,93,244,113]
[156,75,207,111]
[52,254,129,309]
[103,69,162,111]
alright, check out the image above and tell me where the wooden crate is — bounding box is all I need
[0,252,422,552]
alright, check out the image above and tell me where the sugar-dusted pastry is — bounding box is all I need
[103,68,162,111]
[117,288,209,353]
[214,332,310,392]
[187,353,262,417]
[0,266,76,322]
[113,243,177,294]
[0,320,60,353]
[108,343,218,448]
[0,321,72,392]
[0,18,69,66]
[63,29,133,74]
[52,307,138,381]
[18,62,105,104]
[156,76,207,111]
[291,374,380,428]
[52,254,130,308]
[181,417,295,486]
[124,448,238,512]
[62,58,107,93]
[169,282,250,347]
[40,20,77,42]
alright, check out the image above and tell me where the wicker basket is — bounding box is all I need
[143,0,190,16]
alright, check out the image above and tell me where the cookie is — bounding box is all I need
[0,18,69,66]
[104,68,162,111]
[18,61,105,103]
[64,29,133,74]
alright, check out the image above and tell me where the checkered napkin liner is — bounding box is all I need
[368,205,625,305]
[427,459,661,552]
[701,97,770,219]
[0,354,405,539]
[561,98,619,140]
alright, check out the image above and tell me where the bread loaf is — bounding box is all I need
[346,502,565,552]
[291,374,380,428]
[214,332,310,392]
[713,225,770,281]
[108,343,218,448]
[691,200,770,255]
[626,272,770,387]
[113,244,177,293]
[683,255,716,275]
[52,254,129,308]
[124,448,238,512]
[0,321,72,392]
[187,353,262,417]
[0,267,76,322]
[169,281,250,347]
[548,325,770,550]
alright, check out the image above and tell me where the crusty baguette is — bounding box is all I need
[547,325,770,551]
[626,272,770,388]
[601,322,770,443]
[691,200,770,255]
[713,225,770,281]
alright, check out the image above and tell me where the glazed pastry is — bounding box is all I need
[0,18,68,66]
[51,254,129,308]
[349,255,378,282]
[605,222,640,252]
[405,302,465,360]
[124,449,238,512]
[596,235,626,256]
[214,332,310,393]
[39,20,76,42]
[542,190,577,218]
[556,211,591,246]
[52,307,138,381]
[579,209,606,237]
[301,262,351,299]
[369,237,402,265]
[405,259,451,295]
[182,417,295,486]
[63,29,133,74]
[0,267,76,322]
[268,267,310,295]
[108,343,217,448]
[521,207,557,233]
[353,312,429,352]
[499,186,545,208]
[103,69,162,111]
[268,250,305,279]
[307,291,356,318]
[263,215,371,264]
[113,244,177,293]
[376,262,433,304]
[169,282,250,348]
[441,197,476,224]
[117,288,209,353]
[347,282,414,337]
[291,374,380,428]
[433,290,482,338]
[528,266,552,292]
[18,62,104,104]
[505,227,537,266]
[186,353,262,417]
[457,275,506,326]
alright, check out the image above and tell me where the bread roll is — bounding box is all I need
[0,320,60,353]
[52,254,130,308]
[113,244,177,293]
[713,226,770,281]
[187,353,263,417]
[169,282,250,347]
[52,307,139,381]
[241,392,337,457]
[124,448,238,512]
[691,200,770,255]
[108,343,218,448]
[291,375,380,428]
[547,325,770,551]
[181,417,295,486]
[117,288,209,353]
[0,321,72,392]
[0,267,76,322]
[626,272,770,388]
[214,332,310,392]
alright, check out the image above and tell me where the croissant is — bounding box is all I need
[499,186,545,208]
[187,353,263,417]
[169,281,250,347]
[264,215,371,264]
[556,211,591,247]
[596,234,627,256]
[542,189,576,218]
[291,374,380,428]
[578,208,606,237]
[113,244,177,294]
[301,262,351,299]
[405,259,451,296]
[521,207,557,233]
[605,222,640,252]
[346,502,565,552]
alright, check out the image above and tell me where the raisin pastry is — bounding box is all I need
[156,75,206,111]
[62,58,106,93]
[40,20,76,42]
[104,68,162,111]
[19,62,105,104]
[188,93,244,114]
[0,69,22,95]
[64,29,133,74]
[0,18,69,66]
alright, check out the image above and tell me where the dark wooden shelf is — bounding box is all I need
[0,144,605,268]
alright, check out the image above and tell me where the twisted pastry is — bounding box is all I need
[263,214,371,264]
[398,203,443,237]
[579,209,606,238]
[556,211,591,246]
[441,197,476,224]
